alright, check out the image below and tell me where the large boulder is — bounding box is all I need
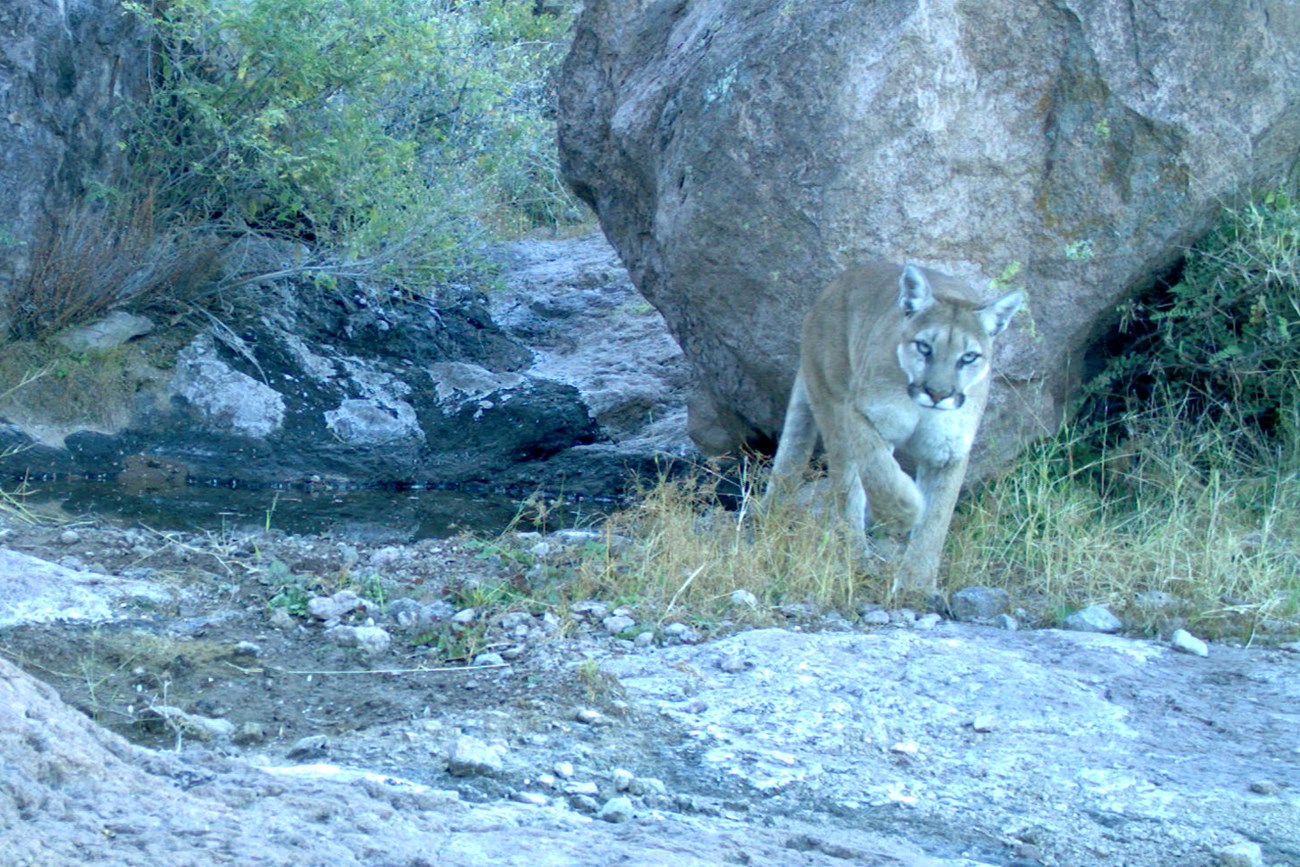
[0,0,149,303]
[558,0,1300,474]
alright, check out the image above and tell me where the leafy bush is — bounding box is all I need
[123,0,581,289]
[1088,182,1300,443]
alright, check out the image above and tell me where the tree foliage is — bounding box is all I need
[123,0,580,288]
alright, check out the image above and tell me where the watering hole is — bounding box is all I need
[8,478,611,541]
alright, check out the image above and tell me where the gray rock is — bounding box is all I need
[447,735,505,777]
[1064,604,1122,634]
[1216,841,1264,867]
[730,589,759,608]
[232,721,268,746]
[328,624,391,655]
[949,586,1011,622]
[388,598,422,627]
[858,607,891,627]
[307,590,364,621]
[662,622,702,644]
[451,607,478,625]
[602,614,637,635]
[1171,629,1209,657]
[56,311,155,353]
[597,795,635,823]
[611,768,635,792]
[287,734,329,760]
[558,0,1300,467]
[913,613,943,630]
[473,652,507,667]
[59,530,82,546]
[996,614,1020,632]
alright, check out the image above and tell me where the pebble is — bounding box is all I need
[1171,628,1209,657]
[59,529,81,546]
[473,652,507,667]
[891,741,920,755]
[1063,604,1122,634]
[553,761,575,779]
[447,735,505,777]
[1249,779,1281,796]
[634,631,656,647]
[287,734,329,760]
[996,613,1020,631]
[268,608,296,630]
[308,590,364,621]
[565,781,600,797]
[328,624,392,655]
[603,614,637,635]
[612,768,635,791]
[859,607,891,626]
[513,791,548,806]
[232,641,262,658]
[233,721,268,745]
[949,586,1010,622]
[718,654,750,673]
[571,600,609,619]
[662,622,701,644]
[1215,841,1264,867]
[597,795,635,823]
[451,607,478,625]
[499,610,533,630]
[575,708,611,726]
[388,598,421,627]
[418,600,456,626]
[914,612,943,630]
[971,714,999,733]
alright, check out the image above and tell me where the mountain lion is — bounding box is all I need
[764,262,1024,591]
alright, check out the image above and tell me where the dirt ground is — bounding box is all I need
[1,510,1298,866]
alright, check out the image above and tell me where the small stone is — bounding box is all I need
[718,654,750,673]
[995,613,1020,631]
[971,714,999,733]
[612,768,635,791]
[603,614,637,634]
[1249,779,1281,796]
[890,741,920,755]
[287,734,329,760]
[513,791,548,806]
[451,607,478,625]
[914,612,943,630]
[448,735,505,777]
[499,610,533,630]
[662,622,701,644]
[597,795,635,823]
[570,600,609,619]
[308,590,364,621]
[268,608,296,629]
[633,630,656,647]
[1216,841,1264,867]
[1171,628,1209,657]
[230,640,261,658]
[630,777,667,796]
[565,780,600,796]
[388,598,422,627]
[59,529,81,546]
[575,708,610,725]
[730,589,759,608]
[473,652,507,667]
[569,794,600,813]
[553,761,575,779]
[233,721,268,745]
[891,608,918,625]
[859,607,891,626]
[418,600,456,626]
[1063,604,1122,634]
[949,586,1011,622]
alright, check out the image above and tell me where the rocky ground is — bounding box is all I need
[1,511,1298,866]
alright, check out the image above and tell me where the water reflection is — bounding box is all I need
[18,481,605,542]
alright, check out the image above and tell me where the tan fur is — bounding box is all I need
[765,262,1024,591]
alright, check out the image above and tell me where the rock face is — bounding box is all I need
[0,0,148,303]
[558,0,1300,472]
[0,235,691,495]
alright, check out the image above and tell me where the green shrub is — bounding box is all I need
[123,0,581,289]
[1089,182,1300,444]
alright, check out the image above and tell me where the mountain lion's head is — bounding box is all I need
[894,264,1024,411]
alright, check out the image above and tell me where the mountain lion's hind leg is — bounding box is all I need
[764,372,819,508]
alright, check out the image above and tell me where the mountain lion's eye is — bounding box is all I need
[913,340,932,357]
[960,351,981,365]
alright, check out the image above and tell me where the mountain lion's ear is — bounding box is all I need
[898,264,934,316]
[978,290,1025,337]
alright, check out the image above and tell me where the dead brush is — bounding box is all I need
[568,459,875,623]
[5,191,221,341]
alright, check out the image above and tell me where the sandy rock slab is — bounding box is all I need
[0,654,940,866]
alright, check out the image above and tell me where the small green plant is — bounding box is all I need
[262,559,318,616]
